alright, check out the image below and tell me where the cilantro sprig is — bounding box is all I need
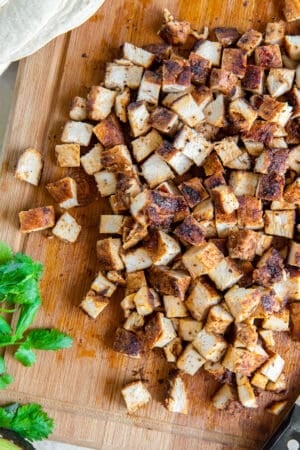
[0,242,73,384]
[0,402,54,441]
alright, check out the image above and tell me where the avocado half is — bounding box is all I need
[0,428,34,450]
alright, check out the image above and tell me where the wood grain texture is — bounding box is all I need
[0,1,299,449]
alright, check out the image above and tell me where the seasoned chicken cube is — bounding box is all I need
[183,241,223,278]
[141,153,174,188]
[132,129,163,163]
[126,270,147,295]
[215,210,238,238]
[19,206,55,233]
[236,375,258,408]
[284,177,300,204]
[157,141,193,175]
[174,125,213,166]
[210,68,238,96]
[176,343,206,375]
[288,241,300,266]
[69,96,87,121]
[122,248,152,273]
[137,70,161,106]
[127,101,151,137]
[222,346,268,376]
[208,257,243,291]
[96,237,124,271]
[290,302,300,340]
[100,145,132,172]
[188,52,211,85]
[204,94,226,127]
[192,328,227,362]
[93,114,124,148]
[185,277,221,321]
[251,372,268,390]
[150,106,178,134]
[265,21,286,44]
[254,148,289,176]
[15,147,43,186]
[46,177,78,209]
[221,48,247,78]
[215,26,240,46]
[262,308,290,331]
[80,144,103,175]
[204,173,226,193]
[242,64,264,94]
[193,198,214,221]
[105,62,143,90]
[205,304,233,335]
[260,353,285,382]
[259,329,275,350]
[264,210,295,238]
[212,384,236,410]
[228,230,259,260]
[258,97,292,128]
[229,98,257,131]
[214,137,243,165]
[94,170,117,197]
[225,286,261,322]
[90,271,117,297]
[253,247,284,287]
[194,40,222,66]
[164,337,183,363]
[285,35,300,60]
[99,214,124,234]
[165,373,188,414]
[255,44,283,68]
[212,185,239,214]
[257,174,285,201]
[120,293,136,318]
[237,29,263,55]
[148,230,180,266]
[113,327,143,358]
[115,87,130,123]
[61,121,93,147]
[267,68,295,97]
[174,215,205,246]
[178,178,208,208]
[178,318,203,341]
[121,380,151,413]
[170,93,204,127]
[55,143,80,168]
[163,295,188,318]
[80,290,109,319]
[87,86,117,121]
[144,312,176,349]
[123,42,154,68]
[148,266,191,299]
[266,400,288,416]
[52,212,81,243]
[133,286,157,316]
[234,323,258,351]
[266,372,287,393]
[162,58,191,93]
[237,195,264,229]
[203,152,224,176]
[122,219,148,250]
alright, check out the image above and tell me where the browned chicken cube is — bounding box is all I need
[113,328,143,358]
[148,266,191,299]
[19,206,55,233]
[253,247,285,287]
[210,68,238,96]
[100,145,133,172]
[237,29,263,55]
[255,44,283,68]
[237,195,264,229]
[284,178,300,204]
[221,48,247,78]
[256,173,285,201]
[188,52,211,85]
[290,302,300,340]
[150,106,178,134]
[93,114,124,148]
[215,27,240,46]
[228,230,259,261]
[162,58,191,93]
[254,148,289,176]
[174,215,205,246]
[242,65,265,94]
[96,238,124,271]
[203,152,224,176]
[178,177,209,208]
[46,177,78,209]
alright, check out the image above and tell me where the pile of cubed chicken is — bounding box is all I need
[16,10,300,416]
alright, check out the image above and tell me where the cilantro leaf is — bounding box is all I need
[14,345,36,367]
[0,403,17,429]
[0,316,12,335]
[10,403,54,441]
[0,373,13,389]
[0,355,6,374]
[14,302,41,340]
[25,329,73,350]
[0,242,13,265]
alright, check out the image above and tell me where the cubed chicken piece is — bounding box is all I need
[290,302,300,340]
[257,174,285,201]
[120,293,136,318]
[115,87,130,123]
[123,312,145,332]
[229,98,257,131]
[19,206,55,233]
[52,212,81,243]
[178,178,208,208]
[164,337,183,363]
[237,29,263,55]
[162,92,186,108]
[222,346,268,376]
[133,286,157,316]
[55,144,80,168]
[264,210,295,238]
[287,267,300,300]
[242,65,265,94]
[234,323,258,351]
[203,152,224,176]
[96,238,124,271]
[221,48,247,78]
[87,86,117,121]
[194,40,222,66]
[141,153,174,188]
[251,372,269,390]
[208,257,243,291]
[147,189,190,225]
[210,68,238,96]
[236,375,258,408]
[105,62,143,90]
[163,295,188,318]
[165,374,188,414]
[259,329,275,350]
[228,230,259,260]
[262,308,290,332]
[100,145,132,172]
[182,241,223,278]
[80,144,103,175]
[99,214,124,234]
[215,210,238,238]
[225,286,261,322]
[149,263,191,297]
[46,177,78,209]
[226,151,251,170]
[122,219,148,250]
[258,97,292,127]
[288,241,300,266]
[176,343,206,375]
[61,121,93,147]
[204,94,226,127]
[265,21,286,44]
[157,141,193,175]
[93,115,124,148]
[122,248,152,273]
[204,362,227,383]
[192,328,227,362]
[253,247,284,287]
[174,125,213,166]
[193,198,214,221]
[267,68,295,97]
[150,106,178,135]
[185,277,221,321]
[215,26,240,46]
[137,70,161,105]
[144,312,176,349]
[266,373,287,393]
[170,93,204,127]
[162,58,191,93]
[147,230,180,266]
[266,400,288,416]
[178,318,203,341]
[91,271,117,297]
[126,270,147,295]
[204,173,227,192]
[106,271,126,287]
[237,195,264,229]
[121,380,151,414]
[287,145,300,174]
[254,148,289,176]
[123,42,154,68]
[113,327,143,358]
[117,170,141,197]
[132,129,163,163]
[214,137,243,165]
[174,216,205,246]
[127,101,151,137]
[15,148,43,186]
[242,139,264,156]
[285,35,300,60]
[69,96,87,121]
[212,185,239,215]
[188,52,211,84]
[212,384,236,410]
[260,353,285,382]
[94,171,117,197]
[255,44,283,68]
[80,291,109,319]
[205,304,234,335]
[284,177,300,204]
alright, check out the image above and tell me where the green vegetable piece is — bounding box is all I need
[0,243,13,265]
[14,346,36,367]
[0,374,13,390]
[14,303,41,340]
[0,355,6,374]
[0,317,12,335]
[10,403,54,442]
[25,329,73,351]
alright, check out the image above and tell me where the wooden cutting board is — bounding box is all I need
[0,1,300,448]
